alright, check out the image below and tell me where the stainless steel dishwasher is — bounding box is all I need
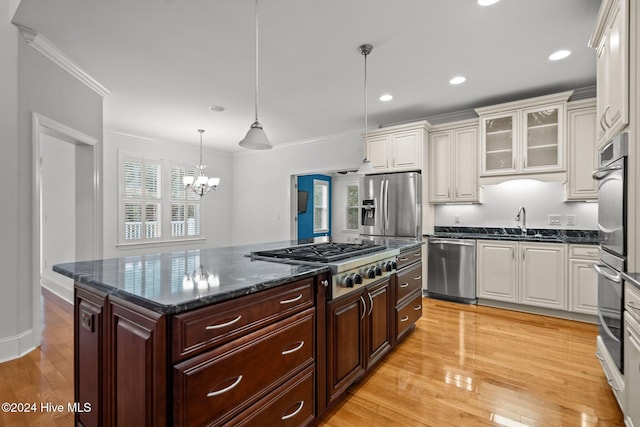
[427,238,477,304]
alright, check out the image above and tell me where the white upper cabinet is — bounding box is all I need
[365,122,428,174]
[589,0,629,147]
[566,100,598,201]
[476,92,571,178]
[429,121,479,203]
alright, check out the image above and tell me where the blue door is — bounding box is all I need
[297,174,331,240]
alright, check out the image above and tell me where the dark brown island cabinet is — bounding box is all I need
[73,250,422,426]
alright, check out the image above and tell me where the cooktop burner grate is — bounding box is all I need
[253,242,386,263]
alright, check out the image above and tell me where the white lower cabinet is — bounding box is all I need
[625,285,640,427]
[477,240,567,310]
[568,245,599,315]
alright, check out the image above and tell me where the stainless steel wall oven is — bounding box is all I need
[592,133,628,373]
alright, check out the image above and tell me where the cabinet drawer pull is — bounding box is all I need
[207,375,243,397]
[602,106,611,129]
[400,283,409,288]
[205,315,242,330]
[414,305,422,311]
[587,251,598,257]
[281,340,305,355]
[628,301,640,312]
[360,296,366,320]
[607,378,619,391]
[595,351,604,362]
[368,292,374,316]
[413,275,422,280]
[413,253,420,257]
[399,257,409,262]
[282,401,304,420]
[400,315,409,322]
[280,294,303,305]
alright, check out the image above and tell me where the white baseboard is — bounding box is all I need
[0,329,36,363]
[41,274,73,304]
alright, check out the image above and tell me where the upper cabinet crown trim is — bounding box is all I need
[588,0,617,48]
[429,118,479,132]
[365,120,431,137]
[474,91,574,116]
[17,25,110,98]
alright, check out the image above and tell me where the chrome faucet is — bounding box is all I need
[515,206,527,234]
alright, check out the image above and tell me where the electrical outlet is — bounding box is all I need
[566,214,576,226]
[548,214,562,225]
[454,216,460,224]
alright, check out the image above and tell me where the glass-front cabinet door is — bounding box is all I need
[481,111,517,175]
[521,104,564,173]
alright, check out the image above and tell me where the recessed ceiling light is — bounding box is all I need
[549,50,571,61]
[478,0,500,6]
[379,94,393,102]
[449,76,466,85]
[209,105,225,112]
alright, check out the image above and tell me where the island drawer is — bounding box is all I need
[172,278,314,361]
[396,247,422,270]
[396,290,422,341]
[569,245,599,259]
[229,365,315,427]
[173,309,315,427]
[395,262,422,304]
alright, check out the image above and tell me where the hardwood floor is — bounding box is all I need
[0,292,623,426]
[319,298,624,427]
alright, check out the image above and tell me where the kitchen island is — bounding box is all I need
[54,238,422,426]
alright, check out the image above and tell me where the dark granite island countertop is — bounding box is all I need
[53,242,330,315]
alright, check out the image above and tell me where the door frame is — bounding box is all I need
[32,113,100,347]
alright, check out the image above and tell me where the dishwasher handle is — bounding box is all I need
[429,239,475,247]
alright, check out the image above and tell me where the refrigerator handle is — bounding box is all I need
[384,178,390,234]
[379,178,385,234]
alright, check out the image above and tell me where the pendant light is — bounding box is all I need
[183,129,220,196]
[356,44,374,175]
[239,0,272,150]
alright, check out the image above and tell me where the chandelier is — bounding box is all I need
[183,129,220,196]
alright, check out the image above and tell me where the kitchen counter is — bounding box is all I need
[622,272,640,291]
[426,226,598,245]
[53,237,421,315]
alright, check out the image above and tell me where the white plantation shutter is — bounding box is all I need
[121,156,162,242]
[170,164,203,238]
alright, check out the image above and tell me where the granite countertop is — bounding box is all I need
[53,237,421,315]
[622,272,640,292]
[425,226,599,245]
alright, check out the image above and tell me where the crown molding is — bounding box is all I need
[17,25,110,98]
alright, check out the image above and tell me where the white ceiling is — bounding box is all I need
[13,0,601,152]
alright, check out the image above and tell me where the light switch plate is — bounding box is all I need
[566,214,576,226]
[548,214,562,225]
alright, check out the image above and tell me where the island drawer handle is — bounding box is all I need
[400,283,409,288]
[400,315,409,322]
[399,257,409,262]
[414,305,422,311]
[413,253,420,257]
[281,341,305,355]
[281,401,304,420]
[206,315,242,330]
[413,275,422,280]
[280,294,303,305]
[207,375,243,397]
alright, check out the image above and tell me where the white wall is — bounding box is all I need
[232,132,362,245]
[434,179,598,229]
[231,132,362,245]
[40,133,76,302]
[102,131,233,258]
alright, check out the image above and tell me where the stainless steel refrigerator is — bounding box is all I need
[359,172,421,238]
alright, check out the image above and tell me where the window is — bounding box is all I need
[170,165,202,238]
[122,156,162,241]
[119,153,204,245]
[313,180,329,233]
[345,184,359,230]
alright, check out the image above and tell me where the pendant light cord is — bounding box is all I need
[254,0,259,123]
[363,50,368,155]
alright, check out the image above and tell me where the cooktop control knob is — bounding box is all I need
[375,266,383,276]
[384,261,393,272]
[353,273,363,285]
[342,275,354,288]
[366,268,376,279]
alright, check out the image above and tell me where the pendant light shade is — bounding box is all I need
[356,43,374,175]
[239,0,272,150]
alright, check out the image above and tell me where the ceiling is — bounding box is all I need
[13,0,602,152]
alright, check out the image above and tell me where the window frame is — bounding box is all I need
[313,179,329,234]
[344,182,360,231]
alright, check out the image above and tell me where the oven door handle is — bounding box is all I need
[592,263,622,283]
[592,165,622,180]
